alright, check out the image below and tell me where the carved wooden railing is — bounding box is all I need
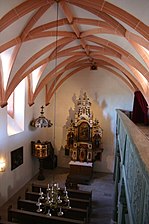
[113,110,149,224]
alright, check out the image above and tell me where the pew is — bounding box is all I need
[31,183,92,211]
[25,191,91,211]
[8,207,86,224]
[0,215,18,224]
[17,198,89,222]
[32,183,92,201]
[65,189,92,201]
[0,221,18,224]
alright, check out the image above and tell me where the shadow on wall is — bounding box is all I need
[58,145,71,168]
[59,93,78,168]
[93,93,115,173]
[62,92,78,149]
[0,190,5,208]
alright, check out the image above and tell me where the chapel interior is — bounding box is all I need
[0,1,149,224]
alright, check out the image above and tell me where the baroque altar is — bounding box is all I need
[65,92,103,163]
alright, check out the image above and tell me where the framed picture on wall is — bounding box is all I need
[11,146,23,170]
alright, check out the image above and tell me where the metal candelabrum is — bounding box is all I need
[36,184,71,216]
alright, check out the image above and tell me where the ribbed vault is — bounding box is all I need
[0,0,149,107]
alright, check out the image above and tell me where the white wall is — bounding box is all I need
[48,68,134,172]
[0,86,51,207]
[0,67,133,207]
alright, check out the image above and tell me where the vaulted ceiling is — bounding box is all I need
[0,0,149,107]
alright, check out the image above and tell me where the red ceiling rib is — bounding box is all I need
[0,0,148,107]
[0,0,54,31]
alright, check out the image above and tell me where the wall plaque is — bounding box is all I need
[11,147,23,170]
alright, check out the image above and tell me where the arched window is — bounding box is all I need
[7,79,25,136]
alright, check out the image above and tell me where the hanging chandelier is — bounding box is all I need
[36,184,71,216]
[30,106,53,128]
[31,0,71,216]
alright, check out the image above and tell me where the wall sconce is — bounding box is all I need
[0,160,6,172]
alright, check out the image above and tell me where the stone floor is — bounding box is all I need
[0,167,115,224]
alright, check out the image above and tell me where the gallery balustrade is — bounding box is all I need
[113,110,149,224]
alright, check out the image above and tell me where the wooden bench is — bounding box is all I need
[65,189,92,201]
[32,183,92,201]
[8,207,86,224]
[31,185,92,211]
[17,198,89,222]
[0,221,19,224]
[0,215,19,224]
[25,191,91,211]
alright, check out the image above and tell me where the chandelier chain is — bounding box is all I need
[53,1,59,149]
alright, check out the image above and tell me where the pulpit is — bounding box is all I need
[31,141,55,180]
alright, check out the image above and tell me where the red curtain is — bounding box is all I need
[132,91,148,125]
